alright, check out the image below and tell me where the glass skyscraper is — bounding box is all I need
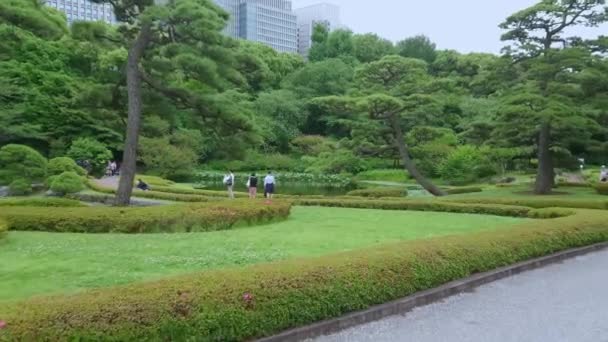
[44,0,116,25]
[295,3,341,58]
[214,0,298,53]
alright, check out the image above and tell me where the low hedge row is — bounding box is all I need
[154,185,249,199]
[86,180,213,202]
[446,197,608,210]
[1,209,606,341]
[0,217,7,241]
[0,198,86,207]
[0,201,292,234]
[594,182,608,195]
[443,186,483,195]
[294,198,540,218]
[346,187,408,198]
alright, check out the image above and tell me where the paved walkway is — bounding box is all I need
[311,250,608,342]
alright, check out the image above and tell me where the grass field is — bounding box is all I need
[0,206,528,302]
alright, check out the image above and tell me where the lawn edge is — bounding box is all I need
[256,241,608,342]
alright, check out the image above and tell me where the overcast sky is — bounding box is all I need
[294,0,607,54]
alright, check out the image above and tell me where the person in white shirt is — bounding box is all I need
[223,170,235,199]
[600,166,607,183]
[264,171,276,200]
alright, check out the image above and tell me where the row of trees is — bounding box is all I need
[1,0,607,202]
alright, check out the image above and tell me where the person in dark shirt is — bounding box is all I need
[248,173,258,199]
[136,179,150,191]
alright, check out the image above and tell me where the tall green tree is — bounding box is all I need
[499,0,608,194]
[396,35,438,63]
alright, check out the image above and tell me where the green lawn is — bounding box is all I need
[0,206,528,302]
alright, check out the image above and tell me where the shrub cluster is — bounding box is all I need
[0,144,47,185]
[47,157,86,177]
[8,179,32,196]
[346,187,408,198]
[594,182,608,195]
[0,198,85,207]
[1,209,605,341]
[49,172,85,195]
[0,201,291,234]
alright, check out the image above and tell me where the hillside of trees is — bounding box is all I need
[1,0,607,201]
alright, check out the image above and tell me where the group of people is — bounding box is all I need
[105,161,119,177]
[223,171,276,200]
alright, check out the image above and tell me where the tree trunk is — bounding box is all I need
[389,115,446,197]
[534,121,553,195]
[115,23,152,206]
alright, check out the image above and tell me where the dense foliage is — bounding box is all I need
[0,0,606,194]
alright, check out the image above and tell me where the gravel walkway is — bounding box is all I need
[311,250,608,342]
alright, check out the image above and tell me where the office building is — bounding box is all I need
[295,2,341,57]
[44,0,116,25]
[214,0,298,53]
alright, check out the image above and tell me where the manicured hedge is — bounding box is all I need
[153,185,249,199]
[594,182,608,195]
[0,201,292,234]
[0,198,86,207]
[443,186,483,195]
[1,209,606,341]
[295,198,536,217]
[0,217,7,241]
[346,187,408,198]
[86,180,213,202]
[446,197,608,210]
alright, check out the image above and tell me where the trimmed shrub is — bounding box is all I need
[67,138,113,175]
[86,180,214,202]
[295,198,533,217]
[47,157,86,176]
[0,144,47,185]
[50,172,84,195]
[139,137,197,181]
[8,179,32,196]
[0,209,605,341]
[446,197,608,210]
[0,198,85,207]
[443,187,483,195]
[0,201,291,234]
[347,187,408,198]
[136,175,175,187]
[594,183,608,195]
[438,145,496,185]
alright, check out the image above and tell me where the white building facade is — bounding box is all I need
[44,0,116,25]
[294,2,341,57]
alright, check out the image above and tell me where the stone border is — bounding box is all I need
[257,242,608,342]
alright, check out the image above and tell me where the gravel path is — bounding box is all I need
[311,249,608,342]
[94,176,120,189]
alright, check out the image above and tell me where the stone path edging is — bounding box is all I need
[256,242,608,342]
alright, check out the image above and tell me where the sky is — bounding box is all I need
[293,0,607,54]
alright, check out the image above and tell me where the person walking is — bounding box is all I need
[264,171,276,202]
[110,161,117,176]
[247,173,258,199]
[223,170,235,199]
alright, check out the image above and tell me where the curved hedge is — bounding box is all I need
[0,201,292,234]
[445,197,608,210]
[443,186,483,195]
[86,180,214,202]
[594,182,608,195]
[346,187,408,198]
[0,209,606,341]
[0,198,86,207]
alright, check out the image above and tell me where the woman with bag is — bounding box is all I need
[247,173,258,199]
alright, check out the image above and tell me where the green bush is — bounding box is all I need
[50,172,84,195]
[67,138,113,175]
[291,135,336,156]
[8,179,32,196]
[207,152,301,172]
[1,201,292,234]
[136,175,175,187]
[47,157,86,176]
[0,144,47,185]
[347,187,408,198]
[305,149,367,174]
[410,143,453,178]
[355,169,409,182]
[1,208,604,341]
[139,137,197,181]
[438,145,496,185]
[0,198,85,207]
[443,187,483,195]
[594,182,608,195]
